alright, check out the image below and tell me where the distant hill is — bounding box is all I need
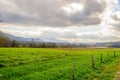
[0,31,43,42]
[0,31,5,36]
[95,42,120,47]
[108,42,120,47]
[0,31,68,43]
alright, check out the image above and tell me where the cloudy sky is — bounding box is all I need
[0,0,120,42]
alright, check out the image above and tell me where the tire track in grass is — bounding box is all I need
[92,58,118,80]
[114,60,120,80]
[0,57,75,80]
[0,60,63,79]
[17,60,92,80]
[9,58,91,80]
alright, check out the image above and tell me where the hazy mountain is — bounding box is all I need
[94,41,120,47]
[1,31,120,47]
[0,31,43,42]
[39,37,68,43]
[0,31,68,43]
[0,31,4,36]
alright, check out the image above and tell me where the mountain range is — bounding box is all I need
[0,31,68,43]
[1,31,120,47]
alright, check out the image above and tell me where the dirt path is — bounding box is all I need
[114,62,120,80]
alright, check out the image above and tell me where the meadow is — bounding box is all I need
[0,48,120,80]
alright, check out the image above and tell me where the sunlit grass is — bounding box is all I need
[0,48,120,80]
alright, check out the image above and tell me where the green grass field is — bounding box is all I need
[0,48,120,80]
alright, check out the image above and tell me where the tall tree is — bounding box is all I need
[0,35,11,47]
[29,38,36,47]
[11,40,19,47]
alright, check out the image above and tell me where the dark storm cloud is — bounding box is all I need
[0,0,106,27]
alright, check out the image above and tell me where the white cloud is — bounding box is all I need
[0,0,120,42]
[63,3,84,14]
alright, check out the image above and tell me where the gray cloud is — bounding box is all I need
[1,0,120,43]
[111,15,120,31]
[112,15,120,22]
[112,23,120,30]
[78,34,118,40]
[39,30,118,42]
[0,0,106,27]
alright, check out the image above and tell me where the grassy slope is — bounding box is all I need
[0,48,120,80]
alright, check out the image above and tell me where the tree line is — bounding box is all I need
[0,35,87,48]
[0,35,19,47]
